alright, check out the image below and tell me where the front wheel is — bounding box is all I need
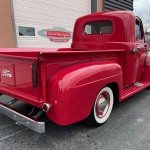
[86,86,114,127]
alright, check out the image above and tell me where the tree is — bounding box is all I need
[143,12,150,32]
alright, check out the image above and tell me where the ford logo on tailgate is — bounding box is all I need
[1,64,15,86]
[2,69,12,78]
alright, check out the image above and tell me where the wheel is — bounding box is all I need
[86,86,114,127]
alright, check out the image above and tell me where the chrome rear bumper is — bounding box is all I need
[0,102,45,133]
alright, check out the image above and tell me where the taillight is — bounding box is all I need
[32,63,38,87]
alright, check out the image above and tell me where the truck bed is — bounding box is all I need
[0,48,124,108]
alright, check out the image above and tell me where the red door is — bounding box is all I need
[123,17,147,87]
[133,17,147,82]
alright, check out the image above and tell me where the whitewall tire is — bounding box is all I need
[86,86,114,127]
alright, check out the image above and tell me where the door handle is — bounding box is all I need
[131,48,138,54]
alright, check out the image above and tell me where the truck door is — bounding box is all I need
[133,17,147,82]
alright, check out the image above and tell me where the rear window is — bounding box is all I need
[84,21,112,35]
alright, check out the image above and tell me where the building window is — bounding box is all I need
[18,26,35,36]
[84,21,112,35]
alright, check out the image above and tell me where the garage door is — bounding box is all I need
[12,0,91,48]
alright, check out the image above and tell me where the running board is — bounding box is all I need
[0,102,45,133]
[121,82,150,101]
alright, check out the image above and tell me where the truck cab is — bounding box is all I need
[72,11,147,86]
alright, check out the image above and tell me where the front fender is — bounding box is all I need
[46,61,122,125]
[143,52,150,82]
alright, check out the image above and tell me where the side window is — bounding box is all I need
[136,20,143,39]
[84,21,112,35]
[18,26,35,36]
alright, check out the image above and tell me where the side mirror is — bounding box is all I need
[144,44,148,48]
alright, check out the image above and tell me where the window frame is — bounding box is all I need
[135,18,144,40]
[18,26,36,37]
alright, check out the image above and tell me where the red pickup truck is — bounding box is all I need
[0,11,149,133]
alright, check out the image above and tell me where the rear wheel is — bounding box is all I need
[86,86,114,127]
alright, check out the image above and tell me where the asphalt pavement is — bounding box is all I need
[0,89,150,150]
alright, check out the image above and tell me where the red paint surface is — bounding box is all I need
[0,11,149,125]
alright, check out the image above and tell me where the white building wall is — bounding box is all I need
[12,0,91,48]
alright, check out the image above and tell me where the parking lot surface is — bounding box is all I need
[0,89,150,150]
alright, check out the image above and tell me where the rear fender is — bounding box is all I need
[46,61,122,125]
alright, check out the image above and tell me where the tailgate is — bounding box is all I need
[0,53,46,107]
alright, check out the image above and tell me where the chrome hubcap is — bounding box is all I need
[98,97,108,112]
[96,92,110,118]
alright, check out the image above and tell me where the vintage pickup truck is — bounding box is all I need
[0,11,149,133]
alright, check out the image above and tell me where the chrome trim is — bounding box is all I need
[0,102,45,133]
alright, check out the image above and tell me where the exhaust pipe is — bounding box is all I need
[42,103,51,112]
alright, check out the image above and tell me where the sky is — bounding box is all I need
[134,0,150,31]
